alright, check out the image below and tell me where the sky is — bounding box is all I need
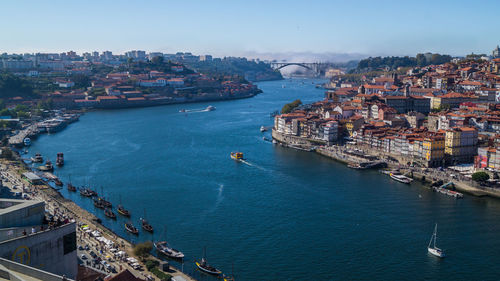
[1,0,499,61]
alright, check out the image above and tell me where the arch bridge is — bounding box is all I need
[269,62,332,77]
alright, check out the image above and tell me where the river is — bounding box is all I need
[27,78,500,280]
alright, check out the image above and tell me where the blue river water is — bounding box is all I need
[27,78,500,280]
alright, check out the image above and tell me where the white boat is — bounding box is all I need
[389,173,413,184]
[206,105,216,111]
[154,241,185,259]
[23,138,31,146]
[260,126,267,132]
[428,224,445,258]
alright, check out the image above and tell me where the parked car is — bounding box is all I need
[81,254,88,260]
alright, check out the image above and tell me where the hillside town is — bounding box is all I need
[0,50,266,111]
[273,46,500,190]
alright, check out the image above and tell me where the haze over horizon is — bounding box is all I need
[1,0,499,61]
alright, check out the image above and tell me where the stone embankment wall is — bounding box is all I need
[272,129,325,149]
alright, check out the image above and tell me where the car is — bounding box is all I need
[89,251,97,258]
[81,254,88,260]
[78,245,84,251]
[84,245,90,251]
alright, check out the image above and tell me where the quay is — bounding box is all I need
[273,129,500,200]
[8,124,39,147]
[0,157,196,281]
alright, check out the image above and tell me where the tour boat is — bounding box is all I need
[104,208,116,219]
[389,173,413,184]
[154,241,185,259]
[23,138,31,146]
[428,224,445,258]
[179,109,186,113]
[117,205,131,217]
[206,105,216,111]
[260,126,267,132]
[125,223,139,235]
[56,152,64,167]
[196,248,222,276]
[140,218,154,233]
[31,153,43,163]
[230,152,244,161]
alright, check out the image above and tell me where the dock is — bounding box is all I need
[8,124,39,146]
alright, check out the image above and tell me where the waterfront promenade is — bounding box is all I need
[0,159,195,281]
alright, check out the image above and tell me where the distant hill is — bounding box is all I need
[356,53,452,71]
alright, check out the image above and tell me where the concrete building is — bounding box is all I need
[0,257,72,281]
[0,199,77,279]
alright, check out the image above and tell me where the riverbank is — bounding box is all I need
[1,154,195,281]
[273,130,500,199]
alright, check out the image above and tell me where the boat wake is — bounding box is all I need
[240,160,267,171]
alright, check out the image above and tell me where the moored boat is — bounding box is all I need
[389,173,413,184]
[54,178,63,186]
[140,218,154,233]
[117,205,131,217]
[260,126,267,132]
[67,183,76,192]
[125,223,139,235]
[31,153,43,163]
[154,241,185,259]
[195,258,222,275]
[38,160,54,172]
[23,138,31,146]
[104,208,116,219]
[230,152,244,161]
[93,198,105,209]
[56,152,64,166]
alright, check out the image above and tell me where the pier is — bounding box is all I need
[8,124,39,146]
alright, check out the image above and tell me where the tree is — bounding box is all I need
[151,56,164,65]
[472,171,490,183]
[281,99,302,114]
[133,241,153,260]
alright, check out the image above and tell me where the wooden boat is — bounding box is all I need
[56,152,64,166]
[125,223,139,235]
[140,218,154,233]
[79,188,92,197]
[67,183,76,192]
[195,247,222,275]
[38,160,54,172]
[389,173,413,184]
[93,198,105,209]
[104,208,116,219]
[31,153,43,163]
[117,205,131,217]
[54,178,63,186]
[154,241,184,259]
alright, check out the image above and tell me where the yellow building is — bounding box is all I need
[423,135,445,166]
[445,127,478,164]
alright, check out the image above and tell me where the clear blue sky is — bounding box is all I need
[1,0,499,59]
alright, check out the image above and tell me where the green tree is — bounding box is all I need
[281,99,302,114]
[472,171,490,183]
[133,241,153,261]
[151,56,164,65]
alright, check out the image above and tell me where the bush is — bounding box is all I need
[150,267,172,281]
[145,259,159,271]
[472,171,490,183]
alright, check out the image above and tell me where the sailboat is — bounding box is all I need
[154,227,184,259]
[428,223,445,258]
[195,247,222,275]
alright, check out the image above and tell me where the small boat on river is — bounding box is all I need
[140,218,154,233]
[230,152,244,161]
[38,160,54,172]
[154,241,185,259]
[389,173,413,184]
[104,208,116,219]
[206,105,216,111]
[195,248,222,275]
[56,152,64,167]
[117,205,131,217]
[31,153,43,163]
[54,178,63,186]
[67,183,76,192]
[93,198,105,209]
[428,223,445,258]
[125,222,139,235]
